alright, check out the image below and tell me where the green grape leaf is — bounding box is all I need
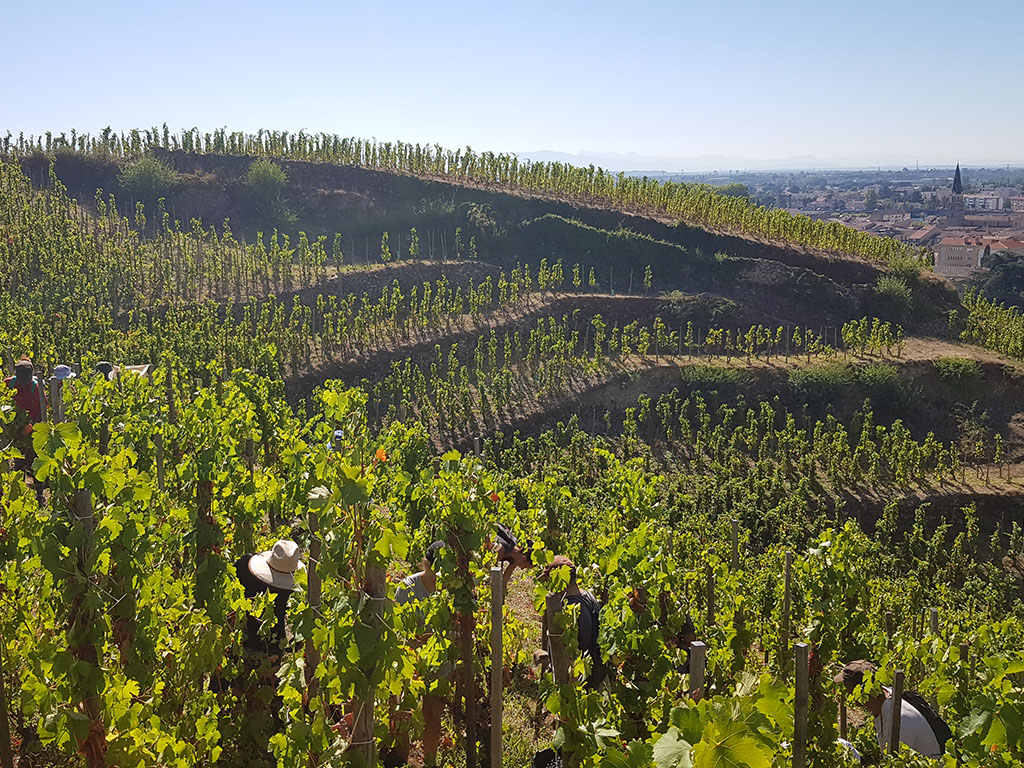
[692,721,772,768]
[653,726,694,768]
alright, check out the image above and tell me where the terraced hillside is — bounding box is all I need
[3,141,1024,768]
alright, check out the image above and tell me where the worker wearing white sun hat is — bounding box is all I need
[235,539,305,656]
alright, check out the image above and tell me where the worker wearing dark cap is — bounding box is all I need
[493,522,535,590]
[834,660,946,758]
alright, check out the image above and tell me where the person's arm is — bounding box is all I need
[502,560,517,591]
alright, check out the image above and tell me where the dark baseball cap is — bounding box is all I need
[425,540,445,566]
[495,523,517,555]
[833,660,877,687]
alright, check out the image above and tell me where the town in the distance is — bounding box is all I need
[651,163,1024,281]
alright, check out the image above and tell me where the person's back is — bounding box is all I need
[875,689,943,757]
[565,588,608,689]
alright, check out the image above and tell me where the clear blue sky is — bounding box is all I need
[5,0,1022,170]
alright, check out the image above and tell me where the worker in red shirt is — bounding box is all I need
[5,359,45,423]
[5,358,46,475]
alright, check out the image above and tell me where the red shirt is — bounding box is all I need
[4,376,45,423]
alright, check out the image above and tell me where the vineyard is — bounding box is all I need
[0,134,1023,768]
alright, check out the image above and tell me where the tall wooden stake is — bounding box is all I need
[0,625,13,768]
[794,642,809,768]
[839,687,848,739]
[490,567,503,768]
[782,551,792,653]
[49,377,64,422]
[154,433,165,491]
[730,519,740,571]
[705,564,715,629]
[69,489,107,768]
[889,670,905,754]
[350,561,385,767]
[35,375,46,422]
[689,640,706,698]
[305,505,322,768]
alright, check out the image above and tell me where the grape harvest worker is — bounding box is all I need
[5,358,46,478]
[234,539,305,658]
[388,540,448,768]
[541,555,609,690]
[493,521,535,590]
[834,660,948,758]
[5,358,45,426]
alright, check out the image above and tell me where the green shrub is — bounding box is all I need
[887,256,925,283]
[680,365,744,395]
[874,275,913,320]
[856,362,902,402]
[245,159,287,210]
[789,361,855,404]
[934,356,983,401]
[790,361,904,409]
[118,156,180,202]
[935,356,982,383]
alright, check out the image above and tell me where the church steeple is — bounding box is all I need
[948,163,965,224]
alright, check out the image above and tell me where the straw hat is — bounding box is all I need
[248,539,305,591]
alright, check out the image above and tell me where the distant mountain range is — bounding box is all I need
[517,150,1024,174]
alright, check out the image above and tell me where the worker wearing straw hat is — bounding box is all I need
[235,539,305,657]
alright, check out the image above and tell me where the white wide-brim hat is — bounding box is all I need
[248,539,305,591]
[53,365,76,380]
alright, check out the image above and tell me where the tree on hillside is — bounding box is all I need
[714,183,749,198]
[245,158,288,212]
[970,250,1024,308]
[864,187,879,211]
[119,156,180,206]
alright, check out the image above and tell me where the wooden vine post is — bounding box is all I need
[165,359,178,424]
[350,559,385,768]
[490,566,503,768]
[0,624,13,768]
[154,433,165,491]
[194,453,219,609]
[794,642,809,768]
[705,563,715,629]
[48,376,64,423]
[730,518,740,571]
[305,501,322,768]
[889,670,905,754]
[68,489,107,768]
[839,687,848,739]
[689,640,706,698]
[456,544,479,768]
[541,592,577,765]
[781,551,792,655]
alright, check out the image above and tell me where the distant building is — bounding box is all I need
[963,194,1003,211]
[935,236,1024,277]
[869,209,911,223]
[1010,196,1024,213]
[947,164,964,225]
[907,225,941,246]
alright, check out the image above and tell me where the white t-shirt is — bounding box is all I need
[874,688,942,758]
